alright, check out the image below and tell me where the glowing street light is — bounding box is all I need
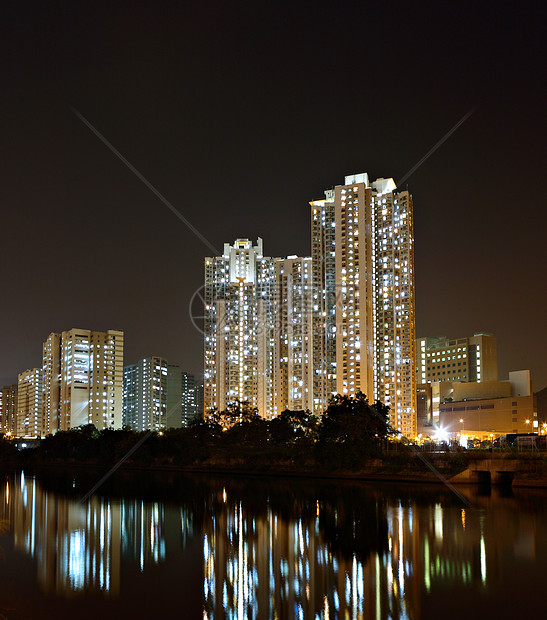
[435,428,449,443]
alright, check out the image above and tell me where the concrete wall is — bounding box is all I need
[452,380,511,401]
[439,394,536,438]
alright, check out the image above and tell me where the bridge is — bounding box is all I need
[449,459,520,485]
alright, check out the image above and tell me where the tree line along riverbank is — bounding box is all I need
[1,394,547,486]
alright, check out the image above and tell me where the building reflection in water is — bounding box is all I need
[0,472,194,597]
[1,472,121,595]
[200,484,544,619]
[0,472,546,617]
[202,486,388,618]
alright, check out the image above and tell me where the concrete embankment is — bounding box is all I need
[6,452,547,488]
[446,457,547,488]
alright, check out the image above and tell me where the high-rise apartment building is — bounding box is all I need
[180,370,197,426]
[165,366,197,427]
[165,364,181,428]
[204,238,277,417]
[203,174,416,433]
[42,329,124,432]
[415,333,498,385]
[310,190,337,413]
[311,173,416,436]
[17,368,43,437]
[0,384,17,435]
[204,239,317,418]
[87,330,124,430]
[273,256,315,414]
[122,364,138,428]
[194,382,204,419]
[42,332,61,434]
[123,357,167,431]
[123,359,196,430]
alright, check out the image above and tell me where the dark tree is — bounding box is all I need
[317,392,394,467]
[269,409,318,446]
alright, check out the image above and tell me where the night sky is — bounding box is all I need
[1,1,546,390]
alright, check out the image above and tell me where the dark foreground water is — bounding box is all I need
[0,470,546,619]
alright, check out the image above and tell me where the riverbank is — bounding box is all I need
[5,450,547,488]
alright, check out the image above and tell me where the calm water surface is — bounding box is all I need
[0,470,546,619]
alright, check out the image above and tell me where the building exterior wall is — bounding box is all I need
[469,334,498,382]
[204,239,277,418]
[164,365,197,428]
[424,370,536,437]
[334,176,375,401]
[59,329,91,430]
[194,382,204,419]
[310,191,337,414]
[17,369,43,437]
[311,173,417,436]
[371,182,415,436]
[439,394,537,438]
[122,357,167,431]
[122,364,137,429]
[273,257,314,414]
[42,332,61,434]
[0,384,18,435]
[416,333,497,385]
[165,364,182,428]
[180,371,197,426]
[44,328,124,432]
[452,381,511,402]
[508,370,532,397]
[89,330,124,430]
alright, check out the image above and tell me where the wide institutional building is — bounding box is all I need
[415,332,539,438]
[204,173,417,436]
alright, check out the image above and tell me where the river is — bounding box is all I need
[0,469,545,619]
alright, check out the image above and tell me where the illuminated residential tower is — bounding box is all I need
[122,358,196,430]
[42,328,124,432]
[311,173,416,436]
[0,383,18,435]
[16,368,43,437]
[204,238,277,417]
[273,256,315,414]
[310,190,337,414]
[122,357,168,431]
[42,332,61,434]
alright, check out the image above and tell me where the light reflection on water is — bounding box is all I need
[0,471,546,619]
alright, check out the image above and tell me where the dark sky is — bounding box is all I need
[1,1,546,390]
